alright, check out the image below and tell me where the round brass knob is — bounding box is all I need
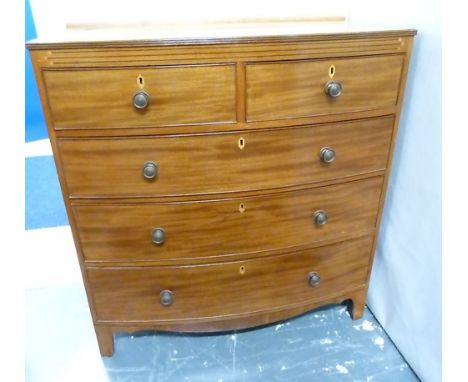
[320,147,336,163]
[308,272,321,286]
[142,161,158,180]
[152,228,166,245]
[133,91,150,109]
[313,210,328,226]
[160,290,173,306]
[324,81,343,98]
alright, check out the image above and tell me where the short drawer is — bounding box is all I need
[74,177,382,262]
[59,117,393,198]
[88,236,373,322]
[43,64,236,129]
[246,55,404,121]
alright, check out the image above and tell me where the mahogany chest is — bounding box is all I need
[27,29,415,356]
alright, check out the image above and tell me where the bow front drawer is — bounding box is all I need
[88,236,373,323]
[74,176,383,262]
[246,55,404,121]
[43,64,237,129]
[59,116,393,198]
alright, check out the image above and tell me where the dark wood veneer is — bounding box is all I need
[59,117,393,198]
[73,177,383,262]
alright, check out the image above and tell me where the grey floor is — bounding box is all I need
[26,283,418,382]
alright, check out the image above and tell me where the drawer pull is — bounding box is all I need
[142,161,158,180]
[308,272,321,286]
[151,228,166,245]
[133,90,150,109]
[324,80,343,98]
[313,210,328,226]
[319,147,336,163]
[160,290,173,306]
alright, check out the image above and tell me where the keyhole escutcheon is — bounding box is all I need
[137,74,145,88]
[239,202,246,213]
[238,137,245,150]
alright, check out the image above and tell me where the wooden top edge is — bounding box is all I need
[26,29,417,50]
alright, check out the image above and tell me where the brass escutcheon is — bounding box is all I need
[239,202,246,213]
[328,65,336,79]
[238,137,245,150]
[239,265,246,275]
[137,74,145,89]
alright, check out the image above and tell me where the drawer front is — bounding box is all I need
[246,55,403,121]
[74,177,382,262]
[43,64,236,129]
[88,236,373,322]
[59,117,393,198]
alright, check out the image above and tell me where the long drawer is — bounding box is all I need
[246,55,404,121]
[59,117,393,198]
[74,176,383,262]
[43,64,237,129]
[88,236,373,322]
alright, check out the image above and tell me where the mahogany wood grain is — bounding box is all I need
[43,64,236,129]
[348,287,367,320]
[94,287,367,330]
[73,177,382,262]
[82,230,375,268]
[32,45,404,68]
[28,38,102,332]
[27,29,416,50]
[59,117,393,198]
[363,36,416,287]
[246,55,404,122]
[27,31,416,68]
[70,172,385,207]
[87,236,372,322]
[52,109,397,137]
[94,325,114,357]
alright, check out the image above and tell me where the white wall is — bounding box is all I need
[348,1,441,381]
[29,0,349,39]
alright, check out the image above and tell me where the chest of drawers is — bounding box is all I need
[27,29,415,356]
